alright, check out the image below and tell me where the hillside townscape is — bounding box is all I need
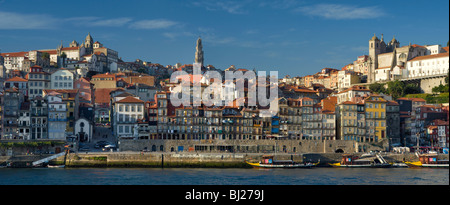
[0,33,448,156]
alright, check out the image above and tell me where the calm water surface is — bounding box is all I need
[0,168,448,185]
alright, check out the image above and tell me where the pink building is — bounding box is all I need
[74,77,93,103]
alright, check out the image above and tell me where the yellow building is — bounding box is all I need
[364,94,387,142]
[336,101,358,141]
[91,73,117,89]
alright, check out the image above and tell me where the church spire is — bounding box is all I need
[195,37,204,67]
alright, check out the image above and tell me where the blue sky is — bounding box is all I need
[0,0,448,77]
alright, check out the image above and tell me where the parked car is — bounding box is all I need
[94,141,111,149]
[102,145,117,152]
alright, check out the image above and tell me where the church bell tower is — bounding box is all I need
[194,37,204,67]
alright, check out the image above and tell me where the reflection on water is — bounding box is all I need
[0,168,448,185]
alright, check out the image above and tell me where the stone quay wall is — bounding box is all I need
[55,152,448,168]
[118,139,389,154]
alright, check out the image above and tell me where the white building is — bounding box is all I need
[46,92,67,140]
[18,102,31,140]
[75,118,93,143]
[337,70,362,92]
[336,85,372,104]
[424,45,447,55]
[50,69,74,89]
[28,65,50,99]
[113,96,145,139]
[406,52,449,78]
[1,51,30,72]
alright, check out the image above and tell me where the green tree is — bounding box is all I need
[387,80,404,99]
[369,83,387,94]
[404,84,421,95]
[42,52,50,61]
[60,52,67,68]
[432,84,449,93]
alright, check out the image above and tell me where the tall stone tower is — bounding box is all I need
[368,34,381,83]
[84,32,94,54]
[194,37,204,67]
[386,36,400,52]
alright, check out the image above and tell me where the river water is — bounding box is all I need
[0,167,448,185]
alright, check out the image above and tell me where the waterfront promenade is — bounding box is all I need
[3,151,446,168]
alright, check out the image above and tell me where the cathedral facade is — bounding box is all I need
[367,34,430,83]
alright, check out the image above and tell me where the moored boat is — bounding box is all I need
[47,165,65,168]
[329,154,391,168]
[405,153,449,168]
[390,162,409,168]
[246,155,318,168]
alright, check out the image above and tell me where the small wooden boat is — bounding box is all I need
[405,153,449,168]
[329,154,391,168]
[246,155,318,168]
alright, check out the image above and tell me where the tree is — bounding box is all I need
[42,52,50,61]
[60,52,67,68]
[432,84,449,94]
[369,83,387,94]
[387,80,404,99]
[404,84,421,95]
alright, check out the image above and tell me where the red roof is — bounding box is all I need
[116,96,144,104]
[5,76,28,82]
[1,51,28,57]
[61,47,79,51]
[94,88,116,104]
[409,52,449,62]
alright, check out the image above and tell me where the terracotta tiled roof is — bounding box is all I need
[61,47,79,51]
[5,76,27,82]
[337,85,371,94]
[321,96,337,112]
[387,100,399,106]
[123,75,155,87]
[396,97,426,102]
[116,96,144,104]
[411,44,425,48]
[409,52,449,62]
[341,101,357,105]
[1,51,28,57]
[92,73,116,80]
[94,88,117,104]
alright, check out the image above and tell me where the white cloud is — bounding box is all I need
[0,11,177,30]
[0,11,58,29]
[65,17,133,27]
[89,17,133,27]
[129,19,178,30]
[295,4,385,20]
